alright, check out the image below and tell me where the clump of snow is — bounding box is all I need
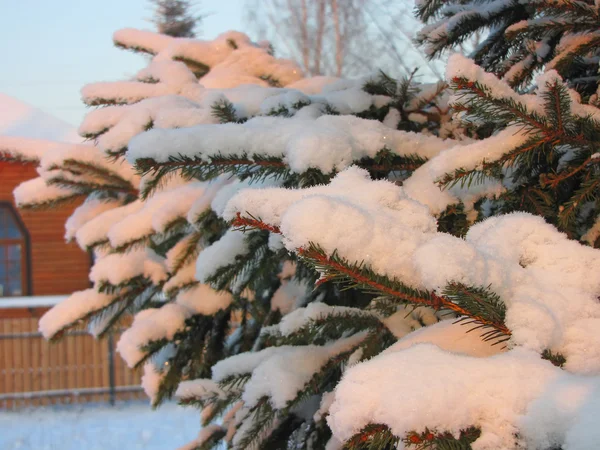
[446,54,544,115]
[187,176,232,223]
[114,29,252,68]
[274,303,376,336]
[0,135,57,162]
[65,198,121,241]
[328,345,599,450]
[13,177,75,207]
[381,306,439,339]
[33,139,138,183]
[90,248,167,286]
[270,278,310,315]
[76,201,144,249]
[195,229,248,283]
[163,262,196,295]
[175,283,233,316]
[117,304,192,367]
[314,391,336,423]
[226,167,437,287]
[212,346,283,383]
[403,126,523,214]
[85,95,209,155]
[198,46,302,89]
[175,378,225,401]
[107,182,205,248]
[384,319,502,358]
[218,334,366,409]
[141,362,166,404]
[39,289,116,339]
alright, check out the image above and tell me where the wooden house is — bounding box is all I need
[0,94,90,302]
[0,160,91,300]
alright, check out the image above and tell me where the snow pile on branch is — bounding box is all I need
[227,167,600,370]
[225,166,600,448]
[84,29,302,107]
[1,136,138,209]
[127,114,449,174]
[212,333,366,409]
[329,345,600,449]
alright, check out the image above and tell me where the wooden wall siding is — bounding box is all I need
[0,310,144,409]
[0,161,91,296]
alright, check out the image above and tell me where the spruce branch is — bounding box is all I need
[58,159,135,191]
[93,279,159,338]
[211,99,243,124]
[414,0,446,22]
[169,231,203,276]
[234,397,278,450]
[259,74,282,88]
[191,427,227,450]
[114,39,156,56]
[436,163,502,191]
[542,349,567,368]
[81,126,111,140]
[173,56,210,78]
[540,155,599,189]
[363,70,402,98]
[191,209,228,243]
[436,203,471,237]
[232,214,511,339]
[136,147,429,198]
[403,427,481,450]
[47,174,138,197]
[218,373,252,400]
[451,76,553,134]
[558,175,600,229]
[417,2,523,59]
[0,150,39,164]
[18,192,84,211]
[232,212,281,234]
[499,184,557,222]
[344,424,400,450]
[300,245,511,340]
[344,424,481,450]
[362,149,429,175]
[135,153,290,198]
[552,34,600,80]
[153,311,231,406]
[262,311,384,348]
[204,230,279,294]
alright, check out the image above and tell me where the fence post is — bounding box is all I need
[107,333,116,406]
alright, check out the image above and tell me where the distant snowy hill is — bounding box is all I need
[0,93,80,143]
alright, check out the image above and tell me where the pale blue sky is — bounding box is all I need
[0,0,246,126]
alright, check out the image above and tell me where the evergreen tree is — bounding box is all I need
[416,0,600,96]
[415,0,600,245]
[150,0,201,38]
[1,3,599,449]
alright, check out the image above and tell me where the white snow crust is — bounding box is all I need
[328,345,600,450]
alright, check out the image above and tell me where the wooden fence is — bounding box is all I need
[0,298,144,409]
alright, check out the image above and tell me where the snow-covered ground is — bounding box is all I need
[0,401,200,450]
